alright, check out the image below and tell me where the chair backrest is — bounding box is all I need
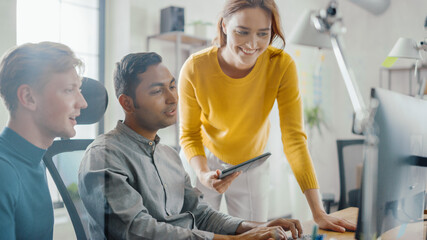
[44,140,94,239]
[43,78,108,240]
[336,139,365,210]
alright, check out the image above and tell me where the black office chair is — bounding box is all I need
[336,139,365,210]
[43,78,108,240]
[321,193,336,214]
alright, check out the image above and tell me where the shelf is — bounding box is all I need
[379,64,427,72]
[146,31,210,150]
[379,64,427,95]
[147,31,210,47]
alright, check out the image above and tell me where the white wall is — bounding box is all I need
[103,0,130,132]
[0,0,17,128]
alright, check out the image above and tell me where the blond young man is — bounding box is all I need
[0,42,87,239]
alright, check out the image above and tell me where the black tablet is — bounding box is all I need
[218,152,271,179]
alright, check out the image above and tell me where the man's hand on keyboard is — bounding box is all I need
[287,234,312,240]
[260,218,303,239]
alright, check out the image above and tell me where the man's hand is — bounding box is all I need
[235,218,302,240]
[314,211,356,232]
[214,226,287,240]
[260,218,303,239]
[198,169,240,193]
[238,226,288,240]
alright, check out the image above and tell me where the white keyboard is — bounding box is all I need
[287,234,312,240]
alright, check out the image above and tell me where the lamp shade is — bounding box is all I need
[387,37,422,59]
[288,10,332,49]
[348,0,390,15]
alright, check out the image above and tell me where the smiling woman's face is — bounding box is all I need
[221,7,272,70]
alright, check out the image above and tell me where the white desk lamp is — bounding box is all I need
[289,0,368,134]
[383,17,427,97]
[289,2,390,238]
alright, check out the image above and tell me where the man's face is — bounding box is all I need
[131,63,178,133]
[33,68,88,139]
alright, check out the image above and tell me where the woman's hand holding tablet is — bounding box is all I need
[218,152,271,179]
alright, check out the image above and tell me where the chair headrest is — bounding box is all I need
[76,77,108,125]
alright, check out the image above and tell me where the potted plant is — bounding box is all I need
[187,20,213,38]
[304,104,326,136]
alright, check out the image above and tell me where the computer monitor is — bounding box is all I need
[356,88,427,239]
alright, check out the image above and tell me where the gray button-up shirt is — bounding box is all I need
[78,121,243,240]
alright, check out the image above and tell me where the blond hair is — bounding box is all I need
[0,42,83,112]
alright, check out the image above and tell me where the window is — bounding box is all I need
[17,0,101,139]
[17,1,103,238]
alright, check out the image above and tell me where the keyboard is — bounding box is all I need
[287,234,326,240]
[287,234,312,240]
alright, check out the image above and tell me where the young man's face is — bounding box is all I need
[33,68,88,139]
[132,63,178,133]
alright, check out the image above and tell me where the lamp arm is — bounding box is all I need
[330,34,367,133]
[418,77,426,98]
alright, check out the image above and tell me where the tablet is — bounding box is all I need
[218,152,271,179]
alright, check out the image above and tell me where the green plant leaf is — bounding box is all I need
[67,182,80,201]
[304,105,325,135]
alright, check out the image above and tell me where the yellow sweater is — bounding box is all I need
[178,46,319,192]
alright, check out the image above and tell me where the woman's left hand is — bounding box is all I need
[313,211,356,232]
[304,189,356,232]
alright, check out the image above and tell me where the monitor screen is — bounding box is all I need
[356,88,427,239]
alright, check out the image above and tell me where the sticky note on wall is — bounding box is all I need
[382,57,398,68]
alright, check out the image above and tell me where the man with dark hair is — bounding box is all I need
[0,42,88,239]
[79,52,303,240]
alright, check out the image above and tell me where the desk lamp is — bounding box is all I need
[289,1,390,239]
[382,16,427,97]
[289,0,369,134]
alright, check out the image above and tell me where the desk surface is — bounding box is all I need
[296,207,426,240]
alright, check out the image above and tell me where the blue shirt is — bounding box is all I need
[0,127,53,240]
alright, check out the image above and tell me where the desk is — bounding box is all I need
[295,207,426,240]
